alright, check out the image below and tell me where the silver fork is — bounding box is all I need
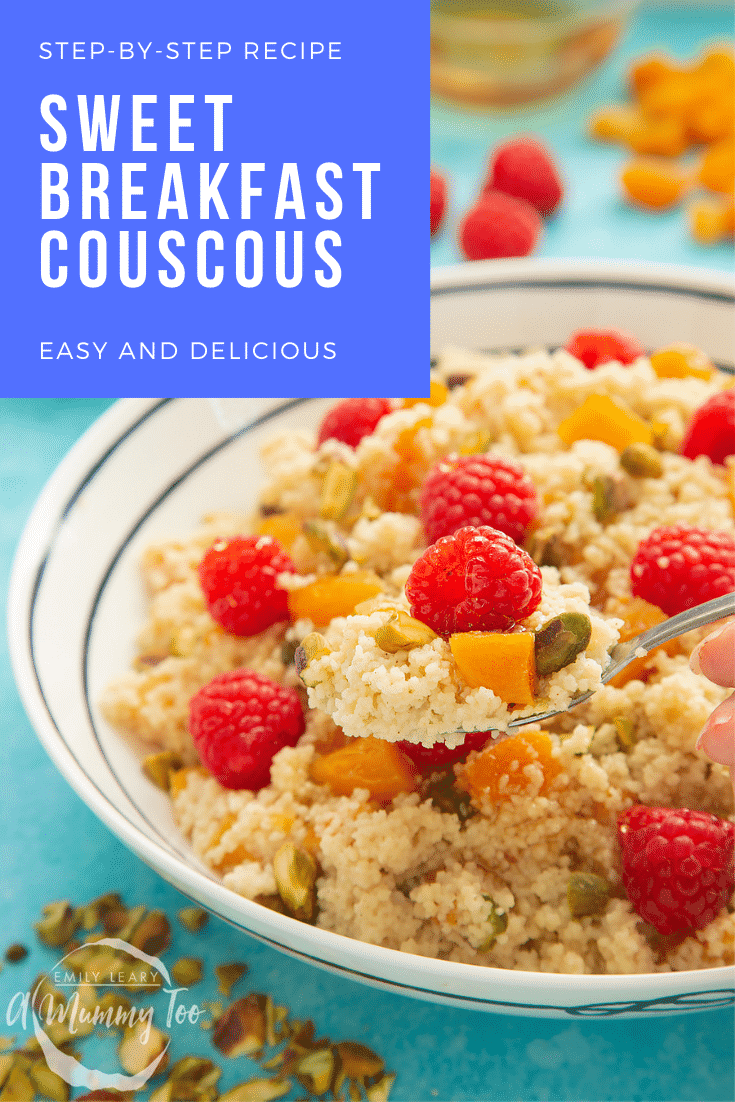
[506,590,735,729]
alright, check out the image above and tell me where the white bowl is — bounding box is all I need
[9,259,735,1019]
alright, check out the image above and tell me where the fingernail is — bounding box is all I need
[696,713,735,764]
[690,623,728,675]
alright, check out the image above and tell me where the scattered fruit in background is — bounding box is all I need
[620,158,690,210]
[630,523,735,615]
[618,805,735,935]
[588,43,735,244]
[483,136,565,216]
[459,190,542,260]
[565,329,645,369]
[431,167,448,236]
[432,135,562,259]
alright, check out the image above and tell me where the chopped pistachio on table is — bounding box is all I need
[0,892,395,1102]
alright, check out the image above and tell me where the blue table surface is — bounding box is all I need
[3,7,735,1101]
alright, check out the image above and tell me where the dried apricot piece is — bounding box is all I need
[256,512,302,550]
[698,139,735,195]
[627,115,689,158]
[607,595,677,687]
[463,729,561,803]
[309,736,418,804]
[287,572,383,625]
[557,394,652,452]
[589,105,642,144]
[449,631,537,704]
[403,381,449,409]
[649,343,714,381]
[629,53,679,97]
[621,158,690,210]
[686,97,734,145]
[688,195,732,244]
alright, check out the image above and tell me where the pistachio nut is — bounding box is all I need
[619,441,663,478]
[142,751,184,792]
[214,961,248,998]
[366,1073,397,1102]
[527,530,566,569]
[280,640,299,667]
[0,1062,34,1101]
[418,768,477,824]
[458,429,493,456]
[335,1041,385,1080]
[613,715,637,752]
[319,461,357,521]
[4,944,27,964]
[171,957,203,987]
[29,1061,70,1102]
[218,1079,291,1102]
[591,472,633,523]
[212,994,268,1058]
[118,1021,169,1077]
[567,872,611,917]
[477,899,508,952]
[294,1046,336,1096]
[534,613,592,676]
[127,909,171,957]
[374,611,437,654]
[177,906,209,933]
[294,632,331,688]
[34,901,79,948]
[302,520,349,569]
[167,1056,222,1100]
[273,843,317,923]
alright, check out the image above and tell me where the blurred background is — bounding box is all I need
[430,0,734,270]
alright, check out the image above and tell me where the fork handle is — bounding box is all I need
[605,591,735,683]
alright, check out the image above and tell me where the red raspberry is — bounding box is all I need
[565,329,645,369]
[630,523,735,615]
[190,669,305,790]
[199,535,294,636]
[431,167,448,236]
[618,805,734,935]
[420,454,538,545]
[317,397,393,448]
[405,525,543,636]
[459,190,541,261]
[484,136,564,216]
[398,729,492,770]
[681,389,735,466]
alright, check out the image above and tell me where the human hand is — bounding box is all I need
[690,621,735,799]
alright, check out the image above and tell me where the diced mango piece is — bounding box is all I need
[463,729,562,803]
[309,736,417,804]
[403,381,449,409]
[649,343,714,381]
[621,159,690,210]
[608,596,676,687]
[256,512,302,550]
[689,194,734,244]
[287,572,383,625]
[557,394,653,452]
[449,631,536,705]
